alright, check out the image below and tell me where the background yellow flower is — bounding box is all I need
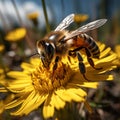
[115,45,120,58]
[27,11,39,20]
[74,14,89,23]
[0,44,5,52]
[5,28,26,42]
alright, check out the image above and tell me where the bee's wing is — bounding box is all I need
[65,19,107,40]
[55,14,75,31]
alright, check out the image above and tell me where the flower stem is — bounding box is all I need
[0,53,7,77]
[56,103,81,120]
[11,0,35,50]
[11,0,23,25]
[41,0,51,33]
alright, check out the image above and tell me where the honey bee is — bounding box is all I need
[37,14,107,80]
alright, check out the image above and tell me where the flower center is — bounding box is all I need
[31,61,73,93]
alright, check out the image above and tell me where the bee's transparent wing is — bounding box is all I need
[55,14,75,31]
[65,19,107,40]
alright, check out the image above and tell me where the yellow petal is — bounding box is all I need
[79,82,98,88]
[30,58,41,66]
[0,87,8,92]
[55,88,72,102]
[86,74,113,81]
[7,81,32,92]
[65,89,85,102]
[5,96,25,109]
[65,87,87,97]
[10,91,36,115]
[7,71,28,79]
[24,92,47,115]
[97,54,117,64]
[100,47,111,58]
[51,92,65,110]
[99,43,106,52]
[4,94,15,104]
[43,104,54,119]
[21,62,35,72]
[43,95,55,119]
[68,80,98,88]
[87,62,116,74]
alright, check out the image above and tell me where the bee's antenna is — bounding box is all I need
[27,52,39,58]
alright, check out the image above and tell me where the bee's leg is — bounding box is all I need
[68,50,76,57]
[69,47,84,56]
[84,48,102,70]
[53,56,59,71]
[76,52,89,81]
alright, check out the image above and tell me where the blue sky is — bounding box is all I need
[0,0,120,30]
[19,0,120,20]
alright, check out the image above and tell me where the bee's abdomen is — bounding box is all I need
[80,34,100,58]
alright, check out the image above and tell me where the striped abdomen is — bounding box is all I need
[80,33,100,58]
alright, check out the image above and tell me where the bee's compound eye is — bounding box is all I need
[37,40,55,66]
[45,42,55,55]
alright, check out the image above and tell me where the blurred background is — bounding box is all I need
[0,0,120,47]
[0,0,120,68]
[0,0,120,120]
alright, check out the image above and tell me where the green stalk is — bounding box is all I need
[11,0,23,24]
[41,0,51,33]
[0,53,7,77]
[11,0,35,50]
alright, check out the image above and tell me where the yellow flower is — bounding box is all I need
[27,11,39,26]
[27,11,39,20]
[0,44,5,52]
[0,67,5,85]
[5,28,26,42]
[74,14,89,23]
[115,45,120,58]
[0,43,117,119]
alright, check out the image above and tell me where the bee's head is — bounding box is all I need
[37,40,55,68]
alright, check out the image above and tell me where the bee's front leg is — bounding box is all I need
[68,50,76,57]
[53,56,59,71]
